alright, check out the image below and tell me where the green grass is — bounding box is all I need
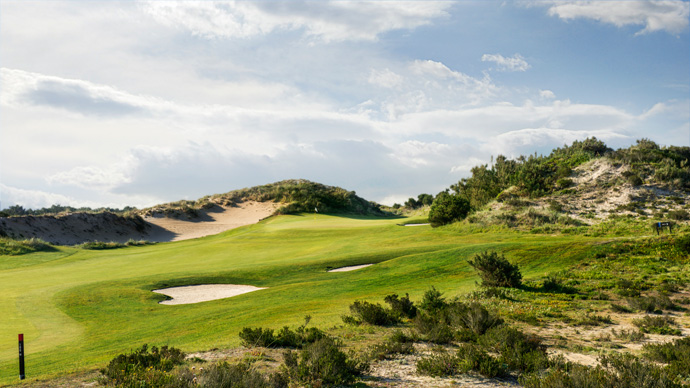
[0,213,652,385]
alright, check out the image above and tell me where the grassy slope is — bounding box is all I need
[1,214,608,385]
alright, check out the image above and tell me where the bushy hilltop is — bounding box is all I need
[431,138,690,232]
[140,179,387,218]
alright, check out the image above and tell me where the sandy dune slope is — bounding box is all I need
[145,201,281,242]
[0,201,281,245]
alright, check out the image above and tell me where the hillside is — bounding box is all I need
[0,180,387,246]
[443,138,690,234]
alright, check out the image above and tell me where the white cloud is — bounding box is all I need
[143,1,452,42]
[391,140,452,168]
[0,68,166,117]
[544,0,690,35]
[1,184,84,209]
[368,68,403,89]
[481,53,531,72]
[485,127,629,157]
[540,90,556,99]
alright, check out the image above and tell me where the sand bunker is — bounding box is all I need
[328,264,373,272]
[153,284,267,305]
[404,223,430,226]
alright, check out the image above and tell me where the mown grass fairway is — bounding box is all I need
[1,214,611,385]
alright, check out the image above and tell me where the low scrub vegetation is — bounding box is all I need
[0,237,54,255]
[467,250,522,288]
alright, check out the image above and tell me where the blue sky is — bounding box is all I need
[1,1,688,209]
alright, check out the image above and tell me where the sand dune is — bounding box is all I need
[145,201,281,242]
[0,201,281,245]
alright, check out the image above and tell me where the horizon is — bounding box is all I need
[1,1,689,210]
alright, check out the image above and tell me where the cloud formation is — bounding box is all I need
[481,53,531,72]
[1,1,686,210]
[143,1,452,42]
[544,0,690,35]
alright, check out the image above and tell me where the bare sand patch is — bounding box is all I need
[153,284,267,305]
[145,201,281,242]
[328,264,373,272]
[403,223,430,226]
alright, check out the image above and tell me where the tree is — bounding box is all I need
[428,192,470,227]
[467,251,522,288]
[417,193,434,207]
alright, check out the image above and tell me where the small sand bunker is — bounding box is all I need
[328,264,373,272]
[404,223,430,226]
[153,284,266,305]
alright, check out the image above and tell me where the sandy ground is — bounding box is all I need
[0,201,280,245]
[153,284,267,305]
[328,264,373,272]
[145,201,281,242]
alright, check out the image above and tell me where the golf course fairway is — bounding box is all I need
[0,213,597,385]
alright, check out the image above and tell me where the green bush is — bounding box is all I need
[384,293,417,319]
[643,336,690,378]
[0,237,54,255]
[456,302,503,335]
[342,300,400,326]
[239,321,327,348]
[282,337,367,386]
[521,354,682,388]
[456,344,506,378]
[79,241,126,250]
[413,312,455,344]
[479,326,548,373]
[99,344,185,387]
[198,361,287,388]
[467,250,522,288]
[418,286,447,313]
[367,330,415,360]
[541,275,577,294]
[428,192,471,227]
[416,351,459,377]
[632,315,681,335]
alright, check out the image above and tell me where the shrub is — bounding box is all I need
[644,336,690,378]
[632,315,681,335]
[413,312,455,344]
[479,326,548,373]
[367,330,415,360]
[416,351,459,377]
[667,209,689,221]
[468,250,522,288]
[342,300,399,326]
[428,192,471,227]
[199,361,288,388]
[240,327,277,348]
[240,320,327,349]
[615,279,641,298]
[99,344,185,387]
[384,293,418,319]
[520,354,681,388]
[610,303,634,313]
[418,286,448,313]
[575,312,613,327]
[456,344,506,378]
[80,241,126,250]
[541,275,577,294]
[282,337,367,386]
[456,302,503,335]
[0,237,54,255]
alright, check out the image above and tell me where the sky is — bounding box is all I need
[1,0,689,209]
